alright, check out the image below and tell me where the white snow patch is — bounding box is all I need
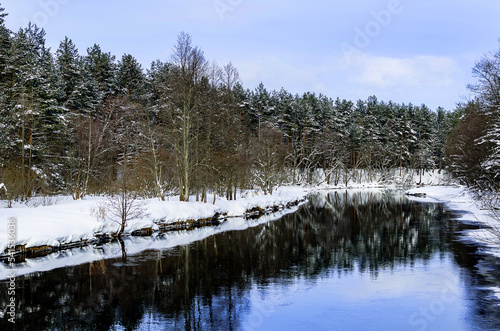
[0,187,308,256]
[0,205,301,280]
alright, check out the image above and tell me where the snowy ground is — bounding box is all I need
[0,186,309,256]
[0,205,301,280]
[309,167,450,188]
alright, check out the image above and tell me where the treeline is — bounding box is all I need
[0,5,457,202]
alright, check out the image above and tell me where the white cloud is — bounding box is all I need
[232,51,466,109]
[338,52,458,88]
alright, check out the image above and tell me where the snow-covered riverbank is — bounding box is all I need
[0,205,303,281]
[0,169,451,258]
[4,174,497,281]
[405,186,500,255]
[0,186,309,256]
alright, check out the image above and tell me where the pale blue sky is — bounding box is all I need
[2,0,500,110]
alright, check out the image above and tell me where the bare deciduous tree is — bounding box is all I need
[165,32,207,202]
[102,189,149,236]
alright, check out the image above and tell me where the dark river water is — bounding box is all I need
[2,189,500,330]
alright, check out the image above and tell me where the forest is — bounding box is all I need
[0,3,498,205]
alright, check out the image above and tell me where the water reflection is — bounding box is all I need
[1,189,500,330]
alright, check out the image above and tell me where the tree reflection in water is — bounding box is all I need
[1,189,499,330]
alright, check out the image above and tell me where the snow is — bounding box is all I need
[405,186,469,204]
[148,200,221,223]
[0,205,301,280]
[309,168,449,189]
[0,187,309,260]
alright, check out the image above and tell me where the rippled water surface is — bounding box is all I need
[2,189,500,330]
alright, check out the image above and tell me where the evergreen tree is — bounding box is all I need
[0,3,11,165]
[85,44,117,104]
[0,23,67,197]
[0,3,6,25]
[430,106,451,172]
[249,82,274,139]
[117,53,146,102]
[0,3,10,85]
[56,37,82,108]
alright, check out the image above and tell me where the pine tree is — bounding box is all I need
[0,24,67,197]
[0,4,11,165]
[0,3,10,85]
[85,44,117,104]
[117,53,145,102]
[56,37,82,108]
[0,3,6,25]
[250,82,275,140]
[414,104,433,184]
[430,106,451,173]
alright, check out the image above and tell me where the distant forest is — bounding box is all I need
[0,4,498,203]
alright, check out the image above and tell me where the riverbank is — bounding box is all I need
[405,186,500,256]
[0,186,309,258]
[3,179,496,282]
[0,169,452,258]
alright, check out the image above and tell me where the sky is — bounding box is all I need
[1,0,500,110]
